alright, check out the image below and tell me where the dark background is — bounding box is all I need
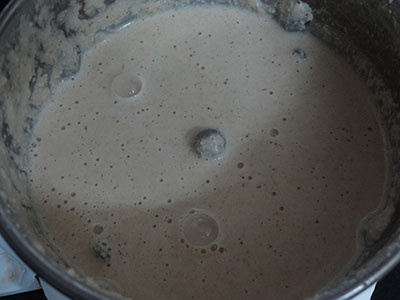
[0,1,398,299]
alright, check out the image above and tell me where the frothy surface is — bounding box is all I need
[29,6,385,299]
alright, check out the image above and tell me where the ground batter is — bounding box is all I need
[28,6,385,299]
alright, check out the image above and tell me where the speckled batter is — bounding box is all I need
[28,6,385,300]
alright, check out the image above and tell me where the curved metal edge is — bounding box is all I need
[0,1,119,299]
[0,0,22,28]
[0,216,114,300]
[317,246,400,300]
[0,1,398,300]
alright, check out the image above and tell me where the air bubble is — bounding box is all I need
[93,224,104,234]
[183,211,219,247]
[111,72,142,98]
[270,129,279,137]
[193,129,226,160]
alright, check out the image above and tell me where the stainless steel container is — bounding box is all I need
[0,1,399,299]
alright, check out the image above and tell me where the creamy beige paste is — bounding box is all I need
[28,6,385,300]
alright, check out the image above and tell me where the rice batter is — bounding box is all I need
[28,6,386,299]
